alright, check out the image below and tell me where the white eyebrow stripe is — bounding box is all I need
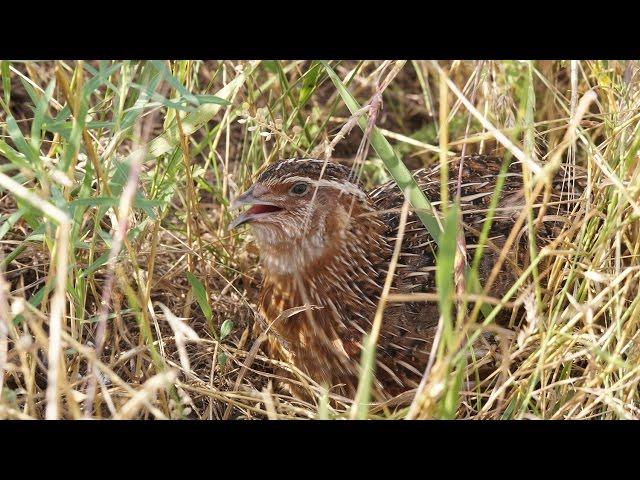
[283,176,365,197]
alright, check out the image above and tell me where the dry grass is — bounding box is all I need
[0,60,639,419]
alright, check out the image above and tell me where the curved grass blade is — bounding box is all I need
[185,272,212,322]
[322,62,441,245]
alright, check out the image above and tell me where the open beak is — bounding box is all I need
[229,188,284,229]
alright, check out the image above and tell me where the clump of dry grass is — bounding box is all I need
[0,60,638,419]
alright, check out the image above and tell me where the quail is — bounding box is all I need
[230,155,577,399]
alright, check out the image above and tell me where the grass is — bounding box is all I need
[0,60,639,419]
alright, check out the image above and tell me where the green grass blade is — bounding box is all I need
[1,61,10,106]
[186,272,212,321]
[219,319,233,340]
[322,62,442,245]
[436,203,458,349]
[145,61,259,160]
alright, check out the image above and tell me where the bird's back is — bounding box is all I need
[364,155,579,393]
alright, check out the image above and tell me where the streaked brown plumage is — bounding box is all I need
[231,155,579,399]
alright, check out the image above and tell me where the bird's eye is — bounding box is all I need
[290,182,309,196]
